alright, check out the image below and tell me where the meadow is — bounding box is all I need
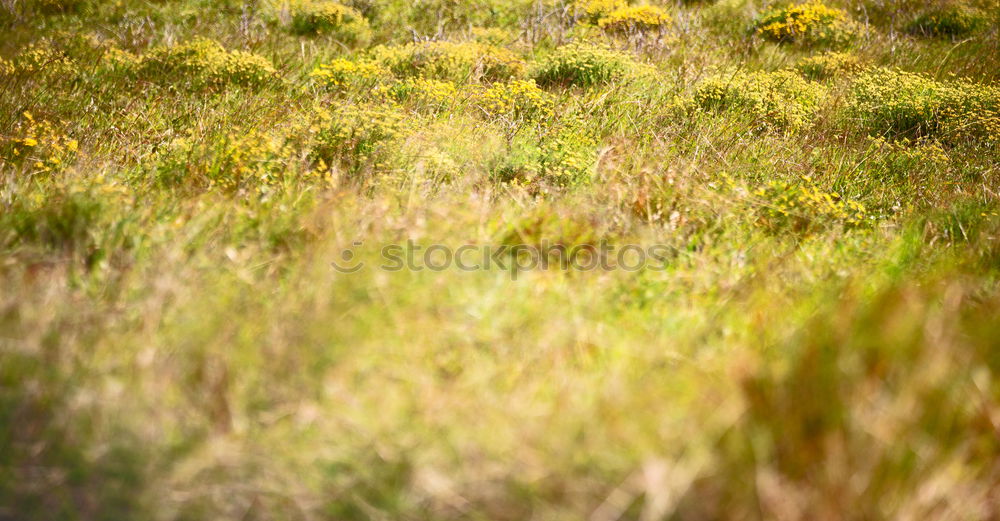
[1,0,999,519]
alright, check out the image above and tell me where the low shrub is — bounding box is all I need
[493,116,598,188]
[265,0,371,42]
[693,70,828,130]
[1,41,76,79]
[532,43,650,88]
[795,51,862,80]
[864,136,951,177]
[132,38,278,90]
[472,79,556,124]
[572,0,628,24]
[754,2,858,46]
[906,4,986,38]
[849,67,1000,143]
[312,59,464,110]
[376,77,460,110]
[152,130,298,192]
[310,58,386,91]
[311,103,419,174]
[0,112,78,172]
[370,41,524,83]
[748,176,868,234]
[597,5,672,35]
[0,185,108,253]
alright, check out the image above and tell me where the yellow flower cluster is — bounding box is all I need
[378,77,459,109]
[265,0,371,42]
[473,79,556,123]
[1,112,79,172]
[755,2,857,46]
[752,176,867,233]
[573,0,627,24]
[212,132,295,191]
[310,57,461,110]
[154,130,296,192]
[496,116,598,188]
[310,58,385,90]
[131,38,277,90]
[694,70,828,130]
[533,42,650,88]
[795,51,862,80]
[597,5,672,34]
[2,41,75,77]
[538,122,599,187]
[866,136,950,167]
[312,103,419,173]
[100,46,141,72]
[371,41,525,83]
[850,67,1000,144]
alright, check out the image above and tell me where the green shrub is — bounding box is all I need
[311,103,419,174]
[693,70,828,130]
[375,77,460,111]
[849,67,1000,143]
[748,176,868,234]
[493,116,598,188]
[532,43,650,88]
[264,0,371,42]
[795,51,862,80]
[754,2,858,46]
[370,41,525,83]
[864,136,951,178]
[472,79,556,124]
[572,1,672,37]
[572,0,628,24]
[152,130,300,193]
[0,186,105,252]
[310,58,387,92]
[135,38,278,90]
[1,41,76,79]
[906,4,986,38]
[596,5,672,35]
[311,58,465,110]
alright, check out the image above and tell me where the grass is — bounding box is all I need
[1,0,1000,519]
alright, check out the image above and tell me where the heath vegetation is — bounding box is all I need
[2,0,1000,520]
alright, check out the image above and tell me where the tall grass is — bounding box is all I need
[1,0,1000,519]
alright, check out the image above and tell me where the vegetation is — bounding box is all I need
[532,42,650,87]
[794,50,862,80]
[906,3,987,38]
[693,70,828,129]
[2,0,1000,519]
[754,1,859,46]
[270,0,372,43]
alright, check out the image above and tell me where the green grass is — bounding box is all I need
[2,0,1000,519]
